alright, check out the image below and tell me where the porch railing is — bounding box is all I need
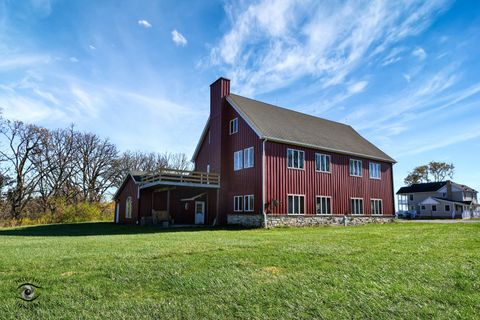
[139,168,220,187]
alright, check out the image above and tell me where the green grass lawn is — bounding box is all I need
[0,222,479,319]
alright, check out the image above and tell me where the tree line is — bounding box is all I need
[0,118,191,221]
[404,161,454,185]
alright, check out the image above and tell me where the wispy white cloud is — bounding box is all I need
[348,81,368,94]
[209,0,451,95]
[138,19,152,28]
[171,30,187,46]
[69,56,79,63]
[412,47,427,60]
[89,44,96,50]
[0,54,51,70]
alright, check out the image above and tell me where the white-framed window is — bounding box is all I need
[234,196,243,212]
[315,153,331,173]
[350,198,364,215]
[287,149,305,169]
[244,195,254,212]
[316,196,332,214]
[287,195,305,214]
[409,194,414,201]
[125,196,132,219]
[371,199,383,215]
[234,150,243,171]
[445,204,450,212]
[244,147,254,168]
[369,162,381,179]
[432,205,437,212]
[229,118,238,135]
[349,159,362,177]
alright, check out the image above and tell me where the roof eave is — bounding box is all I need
[265,136,396,164]
[191,117,210,162]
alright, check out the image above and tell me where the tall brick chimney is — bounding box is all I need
[209,77,230,173]
[446,180,453,199]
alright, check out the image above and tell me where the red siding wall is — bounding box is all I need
[220,102,263,216]
[265,141,394,216]
[116,176,139,224]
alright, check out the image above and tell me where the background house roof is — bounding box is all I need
[397,182,447,194]
[397,180,477,194]
[227,93,395,163]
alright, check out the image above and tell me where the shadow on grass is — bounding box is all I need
[0,222,244,237]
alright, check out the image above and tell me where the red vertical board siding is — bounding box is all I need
[116,177,139,224]
[265,141,394,216]
[220,102,263,216]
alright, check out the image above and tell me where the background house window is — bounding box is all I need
[316,196,331,214]
[229,118,238,135]
[287,149,304,169]
[445,205,450,211]
[349,159,362,176]
[421,205,426,210]
[288,195,305,214]
[234,151,243,171]
[244,195,254,212]
[369,162,381,179]
[244,147,254,168]
[125,197,132,219]
[432,205,437,211]
[371,199,383,215]
[409,194,414,201]
[315,154,331,172]
[351,198,364,215]
[234,196,243,212]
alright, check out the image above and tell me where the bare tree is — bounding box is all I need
[34,126,78,214]
[0,120,47,219]
[73,132,119,203]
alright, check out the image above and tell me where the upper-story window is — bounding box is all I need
[409,194,414,201]
[287,149,304,169]
[244,147,254,168]
[315,153,331,173]
[349,159,362,177]
[234,150,243,171]
[369,162,381,179]
[229,118,238,135]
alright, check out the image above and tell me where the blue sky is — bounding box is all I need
[1,0,480,193]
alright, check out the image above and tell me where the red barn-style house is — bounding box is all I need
[114,77,396,227]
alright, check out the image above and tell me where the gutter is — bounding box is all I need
[262,138,267,228]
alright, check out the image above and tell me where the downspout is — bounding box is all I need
[262,138,267,228]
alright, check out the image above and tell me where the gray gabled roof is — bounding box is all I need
[397,182,447,194]
[226,94,395,163]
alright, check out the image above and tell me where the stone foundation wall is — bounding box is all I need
[227,214,395,228]
[227,214,264,227]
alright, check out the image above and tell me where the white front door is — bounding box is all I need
[195,201,205,225]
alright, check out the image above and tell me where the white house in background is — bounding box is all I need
[397,181,478,219]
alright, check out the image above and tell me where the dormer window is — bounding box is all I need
[229,118,238,135]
